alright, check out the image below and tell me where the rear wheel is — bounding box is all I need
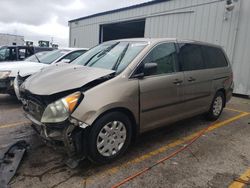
[206,91,225,121]
[87,112,132,164]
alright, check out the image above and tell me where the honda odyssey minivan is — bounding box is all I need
[20,38,233,164]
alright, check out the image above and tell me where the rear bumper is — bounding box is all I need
[25,113,87,158]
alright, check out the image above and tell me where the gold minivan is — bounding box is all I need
[19,38,234,164]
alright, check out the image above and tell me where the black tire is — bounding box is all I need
[87,111,132,164]
[206,91,225,121]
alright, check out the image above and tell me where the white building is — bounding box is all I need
[0,33,24,46]
[68,0,250,96]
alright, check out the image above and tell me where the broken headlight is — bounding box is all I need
[0,71,11,79]
[41,92,82,123]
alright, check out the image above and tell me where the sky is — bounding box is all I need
[0,0,151,47]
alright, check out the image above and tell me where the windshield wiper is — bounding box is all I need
[34,53,41,63]
[112,43,129,71]
[83,51,102,66]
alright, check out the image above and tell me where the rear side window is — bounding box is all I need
[202,46,228,68]
[179,43,205,71]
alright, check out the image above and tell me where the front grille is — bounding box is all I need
[26,100,44,121]
[23,95,46,121]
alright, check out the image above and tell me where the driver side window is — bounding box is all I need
[142,43,177,76]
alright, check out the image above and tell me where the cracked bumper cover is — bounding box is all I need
[25,113,88,158]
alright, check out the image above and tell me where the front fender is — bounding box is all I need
[71,77,139,126]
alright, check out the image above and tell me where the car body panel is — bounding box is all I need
[0,48,88,95]
[71,76,139,127]
[20,38,233,161]
[22,38,233,129]
[181,69,214,116]
[23,63,115,95]
[0,61,48,77]
[138,72,185,132]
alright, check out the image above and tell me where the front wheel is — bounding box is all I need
[206,91,225,121]
[87,112,132,164]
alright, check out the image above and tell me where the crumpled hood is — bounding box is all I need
[23,63,115,95]
[0,61,48,77]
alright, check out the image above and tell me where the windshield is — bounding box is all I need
[38,49,70,64]
[72,41,148,73]
[25,51,50,62]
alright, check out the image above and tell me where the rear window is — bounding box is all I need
[202,46,228,68]
[179,43,205,71]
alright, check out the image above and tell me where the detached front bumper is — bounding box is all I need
[25,113,87,158]
[0,77,14,94]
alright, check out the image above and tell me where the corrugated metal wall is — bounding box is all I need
[144,0,240,62]
[69,0,250,96]
[0,34,24,46]
[69,0,222,48]
[231,0,250,95]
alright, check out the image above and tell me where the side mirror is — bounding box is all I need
[144,62,158,76]
[132,62,158,79]
[58,59,71,64]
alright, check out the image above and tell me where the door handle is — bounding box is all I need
[173,79,183,85]
[187,77,196,82]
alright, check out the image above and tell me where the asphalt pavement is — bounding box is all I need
[0,94,249,188]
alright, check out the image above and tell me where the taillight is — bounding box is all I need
[229,72,233,81]
[224,72,233,86]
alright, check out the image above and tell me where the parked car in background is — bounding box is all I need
[24,51,51,62]
[0,48,88,96]
[0,45,54,62]
[19,38,233,164]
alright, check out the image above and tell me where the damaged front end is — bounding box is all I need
[19,64,115,165]
[21,91,88,161]
[14,74,30,100]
